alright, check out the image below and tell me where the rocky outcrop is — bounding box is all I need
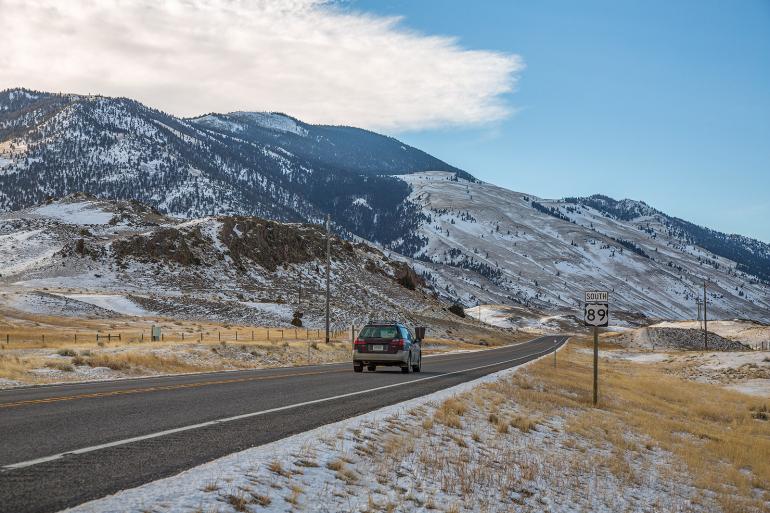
[615,327,749,351]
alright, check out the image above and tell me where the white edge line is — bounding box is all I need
[3,337,566,471]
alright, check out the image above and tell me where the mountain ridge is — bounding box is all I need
[1,87,769,322]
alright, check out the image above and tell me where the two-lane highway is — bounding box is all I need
[0,335,568,513]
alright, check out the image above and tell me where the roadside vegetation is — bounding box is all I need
[0,312,515,386]
[59,338,770,513]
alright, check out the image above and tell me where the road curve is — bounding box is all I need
[0,335,567,513]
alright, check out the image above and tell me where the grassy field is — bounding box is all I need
[356,338,770,511]
[472,338,770,512]
[0,309,520,386]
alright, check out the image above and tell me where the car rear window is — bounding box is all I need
[359,326,399,339]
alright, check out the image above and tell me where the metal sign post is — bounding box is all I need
[593,326,598,406]
[584,291,609,407]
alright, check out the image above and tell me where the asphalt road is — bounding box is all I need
[0,335,568,513]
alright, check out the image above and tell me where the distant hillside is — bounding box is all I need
[0,195,484,336]
[565,195,770,282]
[398,172,770,322]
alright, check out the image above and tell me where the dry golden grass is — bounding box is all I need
[434,397,468,429]
[0,307,519,385]
[80,352,205,373]
[268,460,290,478]
[0,354,45,380]
[325,459,344,472]
[0,306,512,351]
[503,340,770,511]
[509,414,539,433]
[252,493,271,506]
[223,491,250,512]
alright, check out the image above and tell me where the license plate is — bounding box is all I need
[372,344,384,351]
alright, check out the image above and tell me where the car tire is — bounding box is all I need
[354,363,363,373]
[412,354,421,373]
[401,354,411,374]
[367,365,376,372]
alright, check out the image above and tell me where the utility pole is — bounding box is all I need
[325,214,331,345]
[703,281,708,350]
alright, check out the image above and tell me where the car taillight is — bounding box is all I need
[391,338,404,350]
[354,338,366,347]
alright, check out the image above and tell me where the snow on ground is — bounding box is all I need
[62,345,711,513]
[4,291,118,317]
[727,379,770,397]
[464,304,515,328]
[651,320,770,347]
[591,344,770,398]
[673,350,770,397]
[577,348,672,364]
[55,294,152,317]
[32,201,115,225]
[0,229,60,275]
[397,172,770,323]
[239,301,294,319]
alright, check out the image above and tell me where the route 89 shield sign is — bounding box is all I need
[584,302,609,327]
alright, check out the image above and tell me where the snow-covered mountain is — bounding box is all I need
[0,88,467,254]
[1,87,769,323]
[400,172,770,322]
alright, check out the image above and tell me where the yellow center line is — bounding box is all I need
[0,368,347,409]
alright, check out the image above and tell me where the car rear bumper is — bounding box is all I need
[353,351,408,364]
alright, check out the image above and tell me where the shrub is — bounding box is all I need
[448,304,466,318]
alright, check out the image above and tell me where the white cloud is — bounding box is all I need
[0,0,523,131]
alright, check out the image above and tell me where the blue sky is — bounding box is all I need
[5,0,768,241]
[355,0,770,242]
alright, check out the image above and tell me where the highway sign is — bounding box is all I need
[585,290,608,303]
[584,302,609,327]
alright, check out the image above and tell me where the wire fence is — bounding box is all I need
[0,325,361,349]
